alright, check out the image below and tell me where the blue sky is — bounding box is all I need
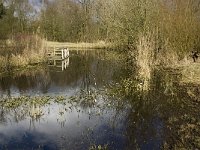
[29,0,54,12]
[29,0,43,12]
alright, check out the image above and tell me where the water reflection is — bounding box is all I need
[0,50,122,97]
[0,50,199,149]
[107,68,200,149]
[0,94,127,150]
[0,50,127,150]
[48,57,69,71]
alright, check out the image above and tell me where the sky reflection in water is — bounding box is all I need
[0,50,165,150]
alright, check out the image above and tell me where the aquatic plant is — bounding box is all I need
[54,96,67,104]
[69,88,98,108]
[0,96,52,110]
[29,104,44,119]
[89,144,108,150]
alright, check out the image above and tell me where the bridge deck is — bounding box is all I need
[47,48,69,60]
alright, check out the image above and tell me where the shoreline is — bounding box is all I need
[45,41,112,50]
[0,41,111,75]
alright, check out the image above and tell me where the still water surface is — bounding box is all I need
[0,50,199,150]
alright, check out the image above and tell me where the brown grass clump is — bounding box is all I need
[180,63,200,84]
[0,56,8,72]
[133,32,155,91]
[0,34,47,72]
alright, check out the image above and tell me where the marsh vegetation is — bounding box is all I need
[0,51,199,149]
[1,0,200,149]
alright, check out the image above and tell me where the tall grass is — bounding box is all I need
[133,32,155,91]
[180,63,200,84]
[127,0,200,87]
[152,0,200,66]
[0,56,8,71]
[0,34,47,72]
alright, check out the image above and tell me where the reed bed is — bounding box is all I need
[0,34,47,72]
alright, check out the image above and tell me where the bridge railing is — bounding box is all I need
[47,48,69,60]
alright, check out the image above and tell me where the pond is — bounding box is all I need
[0,50,199,150]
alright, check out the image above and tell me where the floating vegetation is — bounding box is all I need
[54,96,67,104]
[0,96,52,110]
[1,50,200,150]
[0,96,30,109]
[107,77,143,99]
[69,88,99,108]
[89,144,108,150]
[0,90,112,120]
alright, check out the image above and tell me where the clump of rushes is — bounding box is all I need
[0,34,47,73]
[134,32,155,91]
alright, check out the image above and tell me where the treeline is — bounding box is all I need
[0,0,39,39]
[0,0,46,72]
[41,0,200,56]
[1,0,200,58]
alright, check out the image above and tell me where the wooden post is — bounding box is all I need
[66,57,69,67]
[64,48,67,58]
[62,61,64,71]
[64,59,67,69]
[67,48,69,57]
[64,48,69,58]
[61,49,64,59]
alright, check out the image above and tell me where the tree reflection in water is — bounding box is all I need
[106,68,200,149]
[0,50,199,149]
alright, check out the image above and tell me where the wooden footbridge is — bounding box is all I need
[47,47,70,71]
[47,47,69,60]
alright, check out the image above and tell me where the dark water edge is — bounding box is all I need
[0,50,199,150]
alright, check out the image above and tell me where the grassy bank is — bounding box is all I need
[0,39,113,75]
[178,62,200,85]
[131,29,200,89]
[45,41,112,50]
[0,38,112,74]
[0,34,47,73]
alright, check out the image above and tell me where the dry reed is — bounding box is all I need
[134,32,155,91]
[0,34,47,71]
